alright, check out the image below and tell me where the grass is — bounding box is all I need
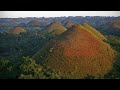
[112,21,120,29]
[33,24,115,79]
[82,23,107,40]
[9,27,26,34]
[45,21,66,34]
[64,21,74,28]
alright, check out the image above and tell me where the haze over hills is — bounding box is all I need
[33,24,115,79]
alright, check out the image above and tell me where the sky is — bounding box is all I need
[0,11,120,18]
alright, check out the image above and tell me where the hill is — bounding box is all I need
[33,24,115,79]
[9,27,26,34]
[27,20,47,27]
[44,21,67,35]
[64,21,74,28]
[112,21,120,29]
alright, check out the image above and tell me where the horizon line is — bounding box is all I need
[0,16,119,18]
[0,11,120,18]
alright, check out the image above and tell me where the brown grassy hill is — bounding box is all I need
[27,20,41,26]
[82,23,107,41]
[33,24,115,79]
[64,21,74,28]
[9,27,26,34]
[45,21,67,35]
[112,21,120,29]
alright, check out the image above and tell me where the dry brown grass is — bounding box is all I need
[45,21,67,34]
[64,21,74,28]
[28,20,41,26]
[9,27,26,34]
[33,24,115,79]
[112,21,120,29]
[82,23,107,40]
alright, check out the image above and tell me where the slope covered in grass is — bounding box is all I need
[44,21,67,35]
[82,23,107,41]
[9,27,26,34]
[33,24,115,79]
[27,20,41,27]
[64,21,74,29]
[112,21,120,29]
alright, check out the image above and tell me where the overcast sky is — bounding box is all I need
[0,11,120,18]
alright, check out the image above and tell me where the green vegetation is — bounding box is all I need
[0,58,16,79]
[0,29,57,79]
[0,24,64,79]
[19,56,61,79]
[106,35,120,52]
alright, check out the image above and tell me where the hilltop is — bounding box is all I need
[64,21,74,29]
[27,20,47,27]
[44,21,67,35]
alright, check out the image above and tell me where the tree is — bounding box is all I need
[0,58,14,78]
[19,56,45,79]
[19,56,61,79]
